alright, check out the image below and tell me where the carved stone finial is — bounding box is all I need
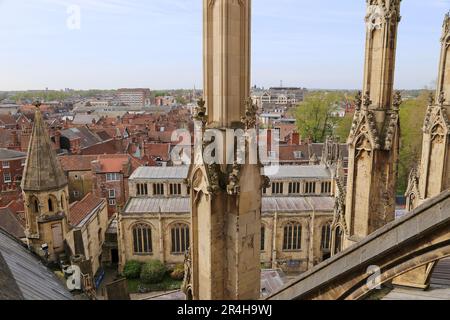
[193,98,207,126]
[428,92,435,106]
[355,91,362,111]
[438,91,446,107]
[33,100,42,109]
[392,91,402,110]
[442,12,450,41]
[227,162,241,195]
[206,164,221,195]
[241,97,258,129]
[363,91,372,110]
[261,175,271,190]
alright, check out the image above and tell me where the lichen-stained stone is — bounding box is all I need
[21,107,67,192]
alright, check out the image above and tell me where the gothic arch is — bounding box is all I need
[29,196,40,214]
[166,220,190,231]
[128,221,155,231]
[48,195,58,213]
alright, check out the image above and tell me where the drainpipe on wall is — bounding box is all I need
[158,207,165,264]
[306,197,315,270]
[271,211,278,269]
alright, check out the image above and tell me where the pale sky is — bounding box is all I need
[0,0,449,91]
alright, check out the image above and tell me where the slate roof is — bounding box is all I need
[0,148,26,161]
[21,109,68,192]
[60,127,104,149]
[0,227,73,300]
[130,166,189,180]
[0,208,25,239]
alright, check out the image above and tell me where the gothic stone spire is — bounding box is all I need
[21,104,67,192]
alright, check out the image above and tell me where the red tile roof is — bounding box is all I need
[69,193,104,227]
[59,155,98,171]
[144,143,171,161]
[97,154,130,173]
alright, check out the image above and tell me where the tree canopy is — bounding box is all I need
[295,91,354,143]
[397,90,430,195]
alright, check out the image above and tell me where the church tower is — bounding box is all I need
[185,0,262,300]
[344,0,401,247]
[22,103,70,261]
[396,12,450,290]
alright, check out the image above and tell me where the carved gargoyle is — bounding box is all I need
[392,90,402,111]
[261,175,271,190]
[241,97,258,129]
[206,164,221,194]
[363,91,372,110]
[355,91,362,111]
[227,162,241,195]
[193,98,207,126]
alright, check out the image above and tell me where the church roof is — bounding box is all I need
[130,166,190,180]
[122,196,335,215]
[21,108,67,192]
[263,165,331,180]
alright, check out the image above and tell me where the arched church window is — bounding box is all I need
[171,223,190,254]
[132,223,152,254]
[283,222,302,251]
[33,199,39,213]
[48,198,54,212]
[321,223,332,250]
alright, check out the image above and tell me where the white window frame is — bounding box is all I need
[106,173,120,181]
[108,189,116,199]
[2,161,10,169]
[108,199,116,206]
[3,172,11,183]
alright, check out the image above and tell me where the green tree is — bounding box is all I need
[397,90,430,195]
[335,112,355,143]
[295,92,345,143]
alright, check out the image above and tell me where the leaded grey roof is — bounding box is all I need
[0,228,73,300]
[124,197,190,214]
[263,165,331,180]
[262,196,334,213]
[130,166,189,180]
[123,196,334,215]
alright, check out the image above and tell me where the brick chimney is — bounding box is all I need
[70,137,81,155]
[290,132,300,145]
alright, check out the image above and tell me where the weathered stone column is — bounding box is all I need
[343,0,401,248]
[187,0,262,300]
[395,11,450,290]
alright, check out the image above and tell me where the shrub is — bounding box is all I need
[140,260,167,284]
[170,264,185,281]
[123,260,143,279]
